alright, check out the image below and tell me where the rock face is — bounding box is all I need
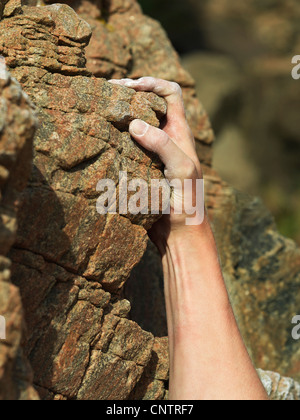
[60,0,300,388]
[0,0,171,400]
[0,58,38,399]
[40,0,214,167]
[0,0,299,400]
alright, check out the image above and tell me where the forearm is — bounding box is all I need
[160,217,268,401]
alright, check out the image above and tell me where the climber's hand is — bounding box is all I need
[108,77,205,243]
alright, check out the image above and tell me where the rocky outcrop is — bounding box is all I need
[259,370,300,401]
[0,0,299,400]
[0,58,38,399]
[0,0,171,400]
[36,0,214,168]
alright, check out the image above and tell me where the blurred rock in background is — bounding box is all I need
[0,0,299,400]
[139,0,300,244]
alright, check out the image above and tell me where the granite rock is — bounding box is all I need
[0,0,299,401]
[0,1,169,399]
[38,0,214,167]
[259,369,300,401]
[0,62,39,400]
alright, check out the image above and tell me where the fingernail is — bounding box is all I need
[130,120,149,136]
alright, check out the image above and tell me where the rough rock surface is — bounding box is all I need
[63,0,300,389]
[0,60,38,399]
[0,0,172,400]
[0,0,215,400]
[38,0,214,168]
[259,369,300,401]
[0,0,299,400]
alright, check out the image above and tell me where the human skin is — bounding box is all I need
[109,77,268,400]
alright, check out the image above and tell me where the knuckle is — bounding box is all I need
[139,76,155,87]
[182,158,196,178]
[152,130,169,152]
[138,77,148,83]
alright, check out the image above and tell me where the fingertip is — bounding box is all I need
[107,79,120,84]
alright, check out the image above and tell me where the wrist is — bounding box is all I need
[153,213,213,251]
[158,214,226,303]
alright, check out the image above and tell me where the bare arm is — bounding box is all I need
[109,77,268,400]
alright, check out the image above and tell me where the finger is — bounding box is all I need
[109,77,182,101]
[129,119,197,182]
[110,77,184,104]
[109,77,193,143]
[109,77,185,122]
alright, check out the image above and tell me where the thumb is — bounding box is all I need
[129,119,197,182]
